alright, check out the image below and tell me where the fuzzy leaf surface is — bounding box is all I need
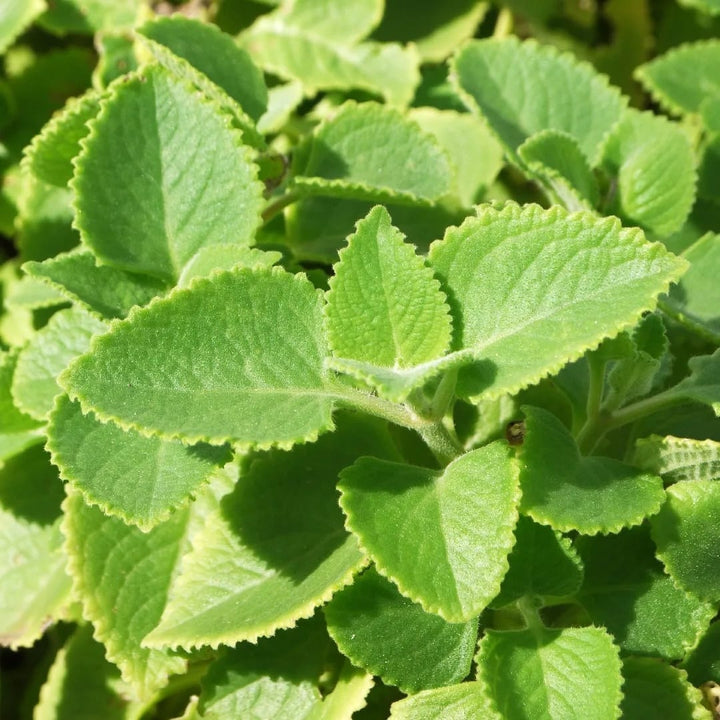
[73,65,264,282]
[428,204,685,401]
[177,246,281,288]
[60,268,335,450]
[389,681,501,720]
[338,441,520,622]
[634,435,720,483]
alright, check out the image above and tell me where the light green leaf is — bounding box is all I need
[325,566,478,693]
[37,0,141,33]
[256,80,304,134]
[451,37,626,166]
[517,130,599,211]
[679,0,720,15]
[491,515,583,609]
[3,274,67,309]
[23,249,168,320]
[0,444,71,649]
[338,441,520,622]
[0,351,43,437]
[294,102,453,205]
[305,662,373,720]
[12,306,107,420]
[93,32,138,88]
[428,203,686,401]
[177,246,281,288]
[73,65,264,282]
[635,40,720,116]
[48,395,231,531]
[601,109,696,236]
[62,490,188,700]
[389,681,501,720]
[620,657,711,720]
[144,415,398,648]
[60,267,335,450]
[633,435,720,484]
[575,527,714,658]
[519,406,665,534]
[477,625,623,720]
[324,205,452,398]
[667,349,720,414]
[0,0,45,55]
[650,479,720,602]
[680,620,720,686]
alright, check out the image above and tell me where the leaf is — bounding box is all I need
[601,109,697,236]
[257,80,304,134]
[293,102,453,205]
[0,0,46,55]
[324,205,453,399]
[137,16,267,123]
[667,349,720,414]
[635,40,720,117]
[650,479,720,602]
[0,351,43,437]
[451,37,626,166]
[12,306,107,420]
[305,661,373,720]
[38,0,142,33]
[338,441,520,622]
[324,567,478,693]
[680,620,720,686]
[144,414,398,648]
[518,406,665,534]
[3,274,66,310]
[389,681,501,720]
[72,65,264,283]
[428,203,686,401]
[490,515,583,609]
[679,0,720,14]
[177,246,281,289]
[620,657,711,720]
[477,625,623,720]
[48,395,231,531]
[93,32,138,89]
[633,435,720,484]
[60,267,335,450]
[0,445,71,649]
[62,490,188,699]
[23,249,168,320]
[575,527,714,658]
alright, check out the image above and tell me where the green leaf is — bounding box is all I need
[601,109,697,236]
[3,274,66,310]
[304,661,373,720]
[73,65,264,283]
[635,40,720,117]
[0,351,43,437]
[48,395,231,531]
[667,349,720,414]
[633,435,720,484]
[93,32,138,88]
[491,515,583,609]
[144,414,398,648]
[242,4,419,107]
[428,203,686,401]
[0,444,71,649]
[678,0,720,15]
[517,130,599,211]
[325,566,478,693]
[294,103,453,205]
[477,625,623,720]
[519,406,665,534]
[680,620,720,686]
[257,80,303,134]
[620,657,711,720]
[324,205,453,399]
[138,16,267,122]
[23,249,168,320]
[0,0,45,56]
[60,267,335,450]
[451,37,626,166]
[338,441,520,622]
[177,246,281,289]
[12,306,107,420]
[37,0,141,33]
[62,490,188,699]
[389,681,501,720]
[575,527,714,658]
[650,479,720,602]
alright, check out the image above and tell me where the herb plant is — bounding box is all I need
[1,1,720,719]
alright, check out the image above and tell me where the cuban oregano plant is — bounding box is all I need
[1,1,720,719]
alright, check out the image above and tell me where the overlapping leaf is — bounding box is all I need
[389,681,500,720]
[0,0,45,55]
[633,435,720,484]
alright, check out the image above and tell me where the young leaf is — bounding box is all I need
[338,441,520,622]
[650,479,720,602]
[389,681,501,720]
[60,267,335,450]
[48,395,231,531]
[72,65,264,282]
[144,415,398,648]
[324,566,478,693]
[451,37,626,166]
[633,435,720,484]
[294,103,452,205]
[575,527,714,658]
[428,203,686,401]
[519,406,665,534]
[62,490,188,699]
[477,626,623,720]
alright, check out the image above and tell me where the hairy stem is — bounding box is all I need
[262,189,300,223]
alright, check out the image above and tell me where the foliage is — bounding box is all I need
[1,1,720,719]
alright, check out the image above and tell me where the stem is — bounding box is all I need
[574,353,606,453]
[262,189,300,223]
[603,390,683,433]
[516,596,544,633]
[418,421,464,465]
[430,367,458,420]
[493,7,513,38]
